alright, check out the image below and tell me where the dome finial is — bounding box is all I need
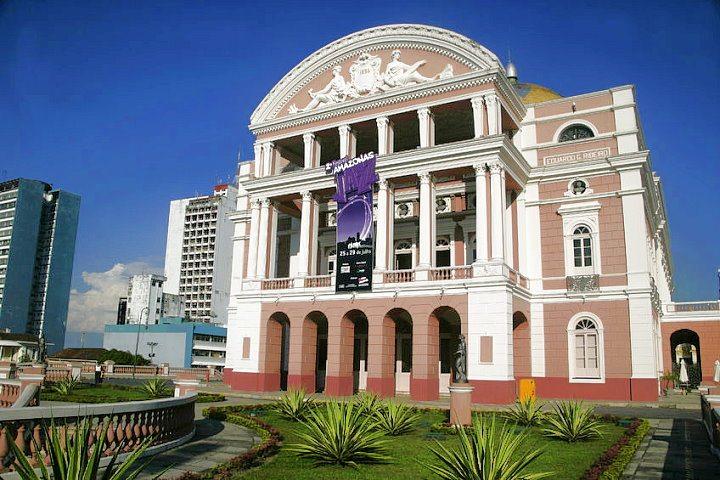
[506,50,518,84]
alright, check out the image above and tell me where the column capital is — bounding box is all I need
[262,141,275,149]
[376,116,390,128]
[338,124,352,134]
[487,160,503,175]
[301,190,313,201]
[250,198,262,209]
[473,163,486,174]
[261,198,272,208]
[418,172,433,184]
[483,92,498,105]
[378,178,389,190]
[302,132,316,142]
[417,107,433,119]
[471,96,485,108]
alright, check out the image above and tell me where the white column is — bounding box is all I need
[503,180,514,268]
[489,161,505,262]
[261,142,275,177]
[253,142,263,178]
[338,125,355,158]
[417,172,433,275]
[297,191,313,277]
[303,133,320,169]
[246,199,261,279]
[417,107,435,148]
[471,96,485,138]
[256,198,271,279]
[485,93,501,135]
[376,117,394,155]
[474,163,488,263]
[516,190,527,274]
[375,179,389,271]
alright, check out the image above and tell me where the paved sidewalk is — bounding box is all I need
[623,418,719,479]
[138,402,262,480]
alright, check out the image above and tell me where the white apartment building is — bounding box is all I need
[164,184,237,324]
[126,274,167,325]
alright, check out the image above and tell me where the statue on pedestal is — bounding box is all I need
[453,334,468,384]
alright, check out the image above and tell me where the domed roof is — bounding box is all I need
[514,82,562,104]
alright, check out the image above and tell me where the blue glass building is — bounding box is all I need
[0,179,80,353]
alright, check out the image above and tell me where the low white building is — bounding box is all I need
[164,184,237,324]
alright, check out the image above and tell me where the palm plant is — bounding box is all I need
[423,415,552,480]
[51,377,79,396]
[504,396,544,427]
[373,399,420,436]
[141,378,171,398]
[290,400,389,466]
[542,400,603,442]
[353,391,382,415]
[6,417,160,480]
[273,388,315,421]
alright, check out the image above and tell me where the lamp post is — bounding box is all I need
[132,306,149,379]
[147,341,158,362]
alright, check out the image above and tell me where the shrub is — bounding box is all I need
[51,376,79,396]
[672,362,701,389]
[142,378,171,398]
[273,388,315,421]
[98,349,150,366]
[505,396,545,427]
[583,419,649,480]
[197,392,226,403]
[374,399,420,436]
[542,401,603,442]
[353,391,382,415]
[7,417,156,480]
[422,415,552,480]
[290,401,389,466]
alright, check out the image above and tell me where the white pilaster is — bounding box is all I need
[256,198,271,279]
[303,133,320,169]
[524,183,543,290]
[489,161,505,262]
[530,302,545,377]
[338,125,356,158]
[474,164,488,263]
[297,191,313,277]
[246,199,261,280]
[467,287,514,380]
[417,172,433,277]
[484,93,501,135]
[375,179,389,272]
[261,142,275,177]
[503,178,514,268]
[471,96,486,138]
[516,190,527,274]
[253,142,263,178]
[417,107,435,148]
[376,117,394,155]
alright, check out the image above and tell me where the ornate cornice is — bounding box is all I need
[250,24,505,127]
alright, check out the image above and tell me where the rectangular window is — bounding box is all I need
[574,332,600,378]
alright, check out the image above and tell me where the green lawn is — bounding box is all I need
[40,383,160,403]
[236,409,626,480]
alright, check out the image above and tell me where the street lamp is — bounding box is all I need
[132,307,149,379]
[147,341,158,362]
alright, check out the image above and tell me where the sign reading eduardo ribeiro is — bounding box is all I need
[543,147,611,166]
[325,153,379,292]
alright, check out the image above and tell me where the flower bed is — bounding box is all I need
[582,417,650,480]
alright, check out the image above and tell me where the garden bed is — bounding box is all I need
[40,383,225,404]
[187,403,642,480]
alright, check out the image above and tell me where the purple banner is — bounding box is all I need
[325,153,378,292]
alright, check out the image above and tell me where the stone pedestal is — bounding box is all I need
[174,372,200,397]
[449,383,474,426]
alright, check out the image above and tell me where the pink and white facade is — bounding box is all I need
[222,24,719,403]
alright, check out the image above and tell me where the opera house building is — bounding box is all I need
[220,24,720,403]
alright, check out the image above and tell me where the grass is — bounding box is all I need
[40,383,160,403]
[234,409,626,480]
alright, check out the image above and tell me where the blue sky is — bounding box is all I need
[1,1,719,341]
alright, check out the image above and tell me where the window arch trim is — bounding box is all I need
[553,120,599,143]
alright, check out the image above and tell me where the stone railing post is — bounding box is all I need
[173,372,200,397]
[0,362,17,379]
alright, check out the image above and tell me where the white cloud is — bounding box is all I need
[67,262,162,333]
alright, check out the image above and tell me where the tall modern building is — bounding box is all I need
[0,178,80,353]
[164,184,237,325]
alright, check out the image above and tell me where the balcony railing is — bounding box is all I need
[261,277,293,290]
[666,301,720,313]
[430,265,472,281]
[508,268,529,289]
[304,275,332,288]
[383,269,415,283]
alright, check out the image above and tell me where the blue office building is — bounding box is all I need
[0,179,80,353]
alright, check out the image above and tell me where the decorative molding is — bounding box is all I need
[251,24,504,125]
[566,275,600,293]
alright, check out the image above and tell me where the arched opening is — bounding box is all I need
[512,312,531,379]
[670,329,702,382]
[266,312,290,391]
[435,306,462,394]
[308,311,329,393]
[387,308,413,394]
[344,310,369,394]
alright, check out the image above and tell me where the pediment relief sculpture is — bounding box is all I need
[288,50,454,114]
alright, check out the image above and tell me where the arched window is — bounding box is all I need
[559,124,594,142]
[435,236,451,267]
[572,226,593,269]
[572,318,600,378]
[395,240,413,270]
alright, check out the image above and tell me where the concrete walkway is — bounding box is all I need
[138,401,262,480]
[623,418,719,479]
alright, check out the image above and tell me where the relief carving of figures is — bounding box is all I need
[288,50,454,114]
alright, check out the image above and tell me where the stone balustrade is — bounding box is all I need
[0,393,197,474]
[261,277,293,290]
[430,265,473,281]
[383,269,415,284]
[304,274,332,288]
[0,382,21,408]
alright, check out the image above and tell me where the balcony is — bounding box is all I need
[429,265,472,281]
[304,275,332,288]
[383,270,415,284]
[261,278,293,290]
